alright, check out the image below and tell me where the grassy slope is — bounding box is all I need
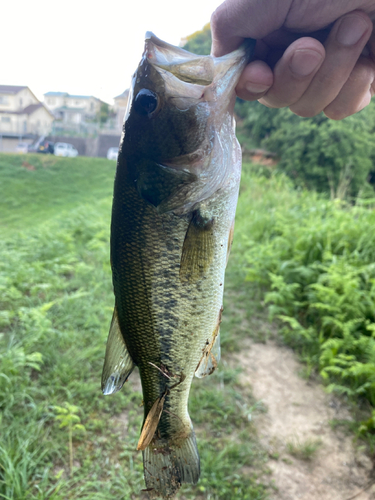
[0,154,116,233]
[0,154,269,500]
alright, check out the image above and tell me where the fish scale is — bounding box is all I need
[101,32,255,498]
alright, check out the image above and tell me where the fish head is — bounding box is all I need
[124,34,214,162]
[122,33,255,213]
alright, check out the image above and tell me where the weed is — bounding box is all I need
[286,438,322,461]
[53,403,86,476]
[0,154,270,499]
[238,164,375,434]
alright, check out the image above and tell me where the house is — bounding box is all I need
[44,92,102,127]
[113,89,129,133]
[0,85,54,136]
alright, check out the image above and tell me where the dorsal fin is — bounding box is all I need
[101,307,135,395]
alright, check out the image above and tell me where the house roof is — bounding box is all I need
[0,103,54,118]
[22,103,54,118]
[22,103,44,115]
[69,94,94,100]
[44,91,68,97]
[0,85,28,95]
[44,92,104,106]
[55,106,86,113]
[44,92,97,100]
[114,89,129,100]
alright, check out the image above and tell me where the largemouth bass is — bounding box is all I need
[101,33,255,498]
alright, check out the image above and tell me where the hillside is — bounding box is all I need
[0,154,116,233]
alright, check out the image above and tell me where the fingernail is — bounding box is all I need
[245,82,270,94]
[289,49,323,77]
[336,15,368,46]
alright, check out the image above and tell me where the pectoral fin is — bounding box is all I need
[137,392,167,451]
[101,308,135,395]
[180,210,215,283]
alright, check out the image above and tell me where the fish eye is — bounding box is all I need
[133,89,158,116]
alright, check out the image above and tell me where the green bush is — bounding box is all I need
[239,166,375,426]
[236,100,375,198]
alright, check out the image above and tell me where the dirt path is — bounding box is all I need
[236,339,375,500]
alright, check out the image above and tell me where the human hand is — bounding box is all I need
[211,0,375,119]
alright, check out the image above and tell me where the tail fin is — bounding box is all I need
[142,430,200,499]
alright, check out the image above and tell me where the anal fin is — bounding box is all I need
[101,307,135,395]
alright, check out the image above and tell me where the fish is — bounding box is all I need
[101,32,255,498]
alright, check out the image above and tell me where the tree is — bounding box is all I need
[182,24,211,55]
[262,104,375,198]
[98,102,110,126]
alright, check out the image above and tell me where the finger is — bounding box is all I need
[258,37,325,108]
[323,57,375,119]
[236,60,274,100]
[289,11,373,117]
[210,0,292,56]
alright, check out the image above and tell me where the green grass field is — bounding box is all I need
[0,154,116,233]
[0,154,270,500]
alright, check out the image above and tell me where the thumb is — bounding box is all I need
[211,0,293,56]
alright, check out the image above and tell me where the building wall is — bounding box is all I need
[27,107,54,135]
[0,88,38,112]
[0,108,53,135]
[16,88,39,110]
[114,92,129,133]
[45,95,101,116]
[45,95,67,110]
[0,113,25,134]
[0,137,34,152]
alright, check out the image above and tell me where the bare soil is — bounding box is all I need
[236,339,375,500]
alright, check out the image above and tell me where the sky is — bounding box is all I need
[3,0,223,105]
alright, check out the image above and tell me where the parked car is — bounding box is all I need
[54,142,79,157]
[15,142,30,154]
[107,147,119,160]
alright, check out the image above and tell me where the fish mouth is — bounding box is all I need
[143,32,255,87]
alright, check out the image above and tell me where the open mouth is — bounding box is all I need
[144,32,215,85]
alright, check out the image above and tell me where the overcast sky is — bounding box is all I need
[4,0,222,105]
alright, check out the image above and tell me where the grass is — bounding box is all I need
[286,438,322,461]
[0,153,270,500]
[0,153,116,233]
[236,163,375,440]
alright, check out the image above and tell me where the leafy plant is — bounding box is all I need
[238,166,375,433]
[53,403,86,477]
